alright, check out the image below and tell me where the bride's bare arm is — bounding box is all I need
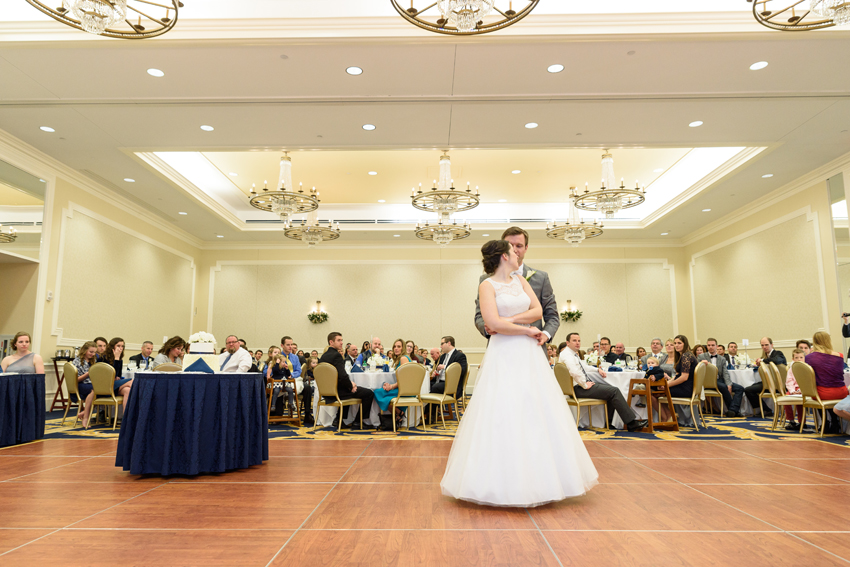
[479,281,539,337]
[504,277,543,325]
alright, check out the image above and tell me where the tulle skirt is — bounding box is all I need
[440,332,598,507]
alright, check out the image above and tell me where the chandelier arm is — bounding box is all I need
[751,0,835,30]
[24,0,180,39]
[390,0,539,35]
[126,5,166,24]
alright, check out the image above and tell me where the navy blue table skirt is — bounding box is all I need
[0,373,46,447]
[116,372,269,476]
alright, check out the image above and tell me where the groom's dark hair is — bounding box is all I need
[501,226,528,245]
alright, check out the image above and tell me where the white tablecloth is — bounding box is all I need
[313,370,430,428]
[727,367,773,416]
[574,370,646,429]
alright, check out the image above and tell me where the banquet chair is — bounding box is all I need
[701,363,724,416]
[765,362,803,432]
[89,362,123,431]
[313,362,363,432]
[391,363,428,432]
[61,362,84,427]
[422,362,462,430]
[153,363,182,373]
[755,365,775,418]
[792,361,841,437]
[658,362,707,430]
[553,362,608,430]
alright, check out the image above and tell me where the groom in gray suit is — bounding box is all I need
[474,226,559,345]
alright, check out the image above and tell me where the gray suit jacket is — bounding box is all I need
[697,352,730,387]
[639,352,668,369]
[474,264,559,342]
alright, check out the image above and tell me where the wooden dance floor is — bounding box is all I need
[1,438,850,566]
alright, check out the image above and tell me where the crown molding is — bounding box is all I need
[681,148,850,247]
[0,128,204,250]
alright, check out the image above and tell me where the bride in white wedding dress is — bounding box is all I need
[440,239,598,507]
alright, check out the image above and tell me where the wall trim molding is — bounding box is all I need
[50,202,197,348]
[688,206,829,340]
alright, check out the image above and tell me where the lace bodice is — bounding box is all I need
[486,274,530,319]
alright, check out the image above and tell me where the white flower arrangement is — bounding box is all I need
[734,353,751,367]
[584,352,600,366]
[369,354,387,370]
[189,332,216,344]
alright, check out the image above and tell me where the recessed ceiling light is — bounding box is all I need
[653,168,664,173]
[147,68,164,77]
[178,212,188,215]
[702,209,711,212]
[123,178,135,182]
[762,173,774,178]
[547,64,564,73]
[228,172,238,177]
[525,122,538,129]
[346,66,363,76]
[749,61,769,71]
[216,235,224,238]
[511,170,521,174]
[661,232,669,236]
[689,121,704,128]
[393,234,400,237]
[377,199,386,203]
[362,124,376,131]
[482,234,489,237]
[39,126,55,132]
[38,179,45,182]
[368,171,377,175]
[200,125,214,131]
[498,199,507,202]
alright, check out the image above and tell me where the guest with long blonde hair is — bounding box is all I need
[806,331,848,434]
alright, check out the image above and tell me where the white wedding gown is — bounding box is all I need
[440,274,599,507]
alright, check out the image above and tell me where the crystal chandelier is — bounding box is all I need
[748,0,838,31]
[0,225,18,243]
[249,154,320,228]
[284,212,341,247]
[25,0,182,38]
[546,196,603,248]
[391,0,539,35]
[415,219,472,248]
[572,150,645,219]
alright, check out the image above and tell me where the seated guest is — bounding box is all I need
[547,344,558,367]
[605,342,632,365]
[635,347,647,361]
[783,349,807,431]
[693,344,706,357]
[319,332,374,430]
[717,343,727,360]
[238,338,248,350]
[652,335,696,423]
[310,349,319,358]
[727,341,750,366]
[598,337,612,360]
[835,394,850,424]
[559,333,648,432]
[101,337,133,412]
[94,336,108,362]
[429,347,440,368]
[72,341,98,428]
[796,339,812,355]
[291,343,306,365]
[266,346,293,415]
[152,336,185,369]
[355,337,383,368]
[698,338,744,418]
[591,341,599,354]
[661,339,676,377]
[254,349,266,373]
[1,331,45,373]
[128,341,154,370]
[430,336,468,400]
[282,336,313,425]
[406,340,424,364]
[558,342,567,356]
[304,356,318,381]
[374,339,413,429]
[746,337,787,417]
[806,331,849,434]
[640,338,668,371]
[219,335,254,373]
[419,349,432,366]
[344,343,359,371]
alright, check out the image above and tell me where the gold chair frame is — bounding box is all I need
[313,362,363,432]
[153,363,182,373]
[60,362,85,427]
[764,362,803,432]
[553,362,609,430]
[792,361,841,437]
[89,362,123,431]
[658,362,707,430]
[390,363,428,432]
[701,362,724,416]
[421,362,462,430]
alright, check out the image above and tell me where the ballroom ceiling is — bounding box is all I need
[0,2,849,246]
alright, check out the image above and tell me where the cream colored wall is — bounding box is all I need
[684,181,838,359]
[0,262,38,337]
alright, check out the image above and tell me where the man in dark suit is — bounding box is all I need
[699,338,744,417]
[318,332,374,429]
[604,342,632,365]
[746,337,787,417]
[430,335,468,399]
[128,341,154,369]
[344,343,359,370]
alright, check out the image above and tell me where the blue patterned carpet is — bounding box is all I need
[40,409,850,446]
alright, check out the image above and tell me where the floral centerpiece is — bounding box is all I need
[583,352,600,367]
[368,353,387,372]
[734,353,751,368]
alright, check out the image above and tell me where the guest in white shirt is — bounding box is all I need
[559,332,647,432]
[218,335,254,373]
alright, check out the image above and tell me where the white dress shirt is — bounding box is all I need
[434,348,456,382]
[559,346,593,387]
[218,347,253,373]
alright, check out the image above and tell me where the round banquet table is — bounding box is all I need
[577,370,646,429]
[727,367,773,416]
[313,370,430,428]
[0,373,45,447]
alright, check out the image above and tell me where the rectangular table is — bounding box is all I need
[0,373,45,447]
[116,372,269,476]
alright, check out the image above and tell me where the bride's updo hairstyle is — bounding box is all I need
[481,240,510,274]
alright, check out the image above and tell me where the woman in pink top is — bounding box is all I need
[783,349,806,430]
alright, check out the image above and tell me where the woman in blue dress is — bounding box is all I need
[374,338,413,429]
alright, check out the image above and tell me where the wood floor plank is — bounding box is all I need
[772,459,850,482]
[710,441,850,459]
[0,439,118,457]
[597,441,745,459]
[638,457,848,485]
[362,440,453,457]
[592,458,676,484]
[342,456,448,483]
[6,456,166,484]
[792,532,850,562]
[0,529,55,555]
[0,456,93,482]
[168,457,357,483]
[268,440,372,457]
